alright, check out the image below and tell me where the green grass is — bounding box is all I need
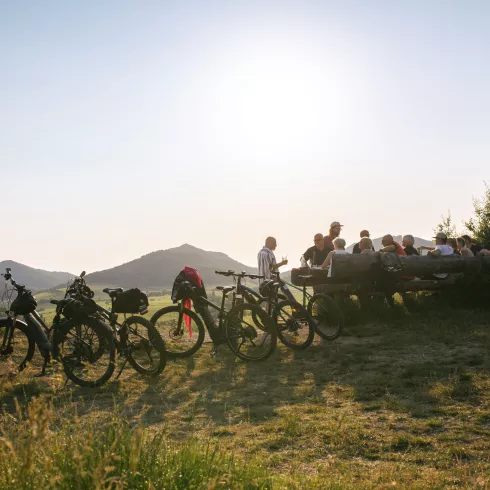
[1,296,490,488]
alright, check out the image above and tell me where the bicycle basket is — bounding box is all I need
[62,297,98,320]
[10,290,37,315]
[112,288,149,314]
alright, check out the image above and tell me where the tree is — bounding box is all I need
[464,182,490,246]
[434,210,457,237]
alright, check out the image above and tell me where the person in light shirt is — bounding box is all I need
[419,232,454,257]
[419,232,454,279]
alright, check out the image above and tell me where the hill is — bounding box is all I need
[0,260,75,291]
[346,235,434,253]
[85,244,258,289]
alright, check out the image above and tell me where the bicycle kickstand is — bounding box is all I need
[115,357,129,380]
[35,356,50,377]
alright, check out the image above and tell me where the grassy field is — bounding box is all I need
[1,295,489,488]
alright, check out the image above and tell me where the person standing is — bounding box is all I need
[302,234,330,267]
[324,221,343,251]
[257,237,288,282]
[353,230,374,254]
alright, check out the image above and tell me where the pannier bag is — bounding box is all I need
[10,291,37,315]
[62,297,98,320]
[113,288,149,314]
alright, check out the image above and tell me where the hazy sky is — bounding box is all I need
[1,1,489,273]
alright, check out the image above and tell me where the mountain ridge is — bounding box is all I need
[0,260,75,291]
[85,243,258,289]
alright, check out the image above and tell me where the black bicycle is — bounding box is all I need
[215,270,316,350]
[0,268,116,388]
[65,273,167,380]
[151,270,277,362]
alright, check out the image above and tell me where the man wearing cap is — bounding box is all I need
[419,232,454,257]
[353,230,375,254]
[419,232,454,279]
[324,221,342,252]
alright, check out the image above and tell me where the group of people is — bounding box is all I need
[257,221,490,281]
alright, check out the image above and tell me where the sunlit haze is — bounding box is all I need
[1,1,489,273]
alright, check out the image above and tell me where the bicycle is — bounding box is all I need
[288,272,344,341]
[150,269,277,362]
[0,267,116,387]
[65,273,167,380]
[215,270,316,349]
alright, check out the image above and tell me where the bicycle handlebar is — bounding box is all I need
[214,270,264,280]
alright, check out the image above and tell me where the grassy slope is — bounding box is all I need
[1,298,489,488]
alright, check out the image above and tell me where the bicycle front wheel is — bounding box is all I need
[54,317,116,388]
[225,303,277,362]
[307,293,344,340]
[0,319,35,372]
[273,300,315,350]
[124,316,167,376]
[150,306,205,358]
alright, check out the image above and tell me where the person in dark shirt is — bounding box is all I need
[353,230,374,254]
[303,233,330,266]
[402,234,420,256]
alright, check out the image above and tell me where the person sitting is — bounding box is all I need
[456,237,474,257]
[321,237,349,278]
[353,230,374,254]
[419,232,454,279]
[447,237,460,255]
[302,233,329,268]
[323,221,342,252]
[379,235,407,255]
[462,234,483,256]
[419,232,454,257]
[402,235,420,256]
[359,236,376,255]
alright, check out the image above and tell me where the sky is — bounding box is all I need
[1,0,489,273]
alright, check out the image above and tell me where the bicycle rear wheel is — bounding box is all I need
[307,293,344,340]
[224,303,277,362]
[54,317,115,388]
[0,319,35,372]
[273,300,315,350]
[124,316,167,376]
[150,306,205,358]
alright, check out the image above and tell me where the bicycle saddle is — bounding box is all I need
[103,287,124,298]
[216,286,235,294]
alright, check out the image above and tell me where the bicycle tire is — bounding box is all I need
[124,316,167,376]
[273,300,315,350]
[0,318,35,372]
[224,303,277,362]
[150,306,205,358]
[307,293,344,340]
[54,317,116,388]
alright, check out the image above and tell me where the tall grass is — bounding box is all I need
[0,398,271,490]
